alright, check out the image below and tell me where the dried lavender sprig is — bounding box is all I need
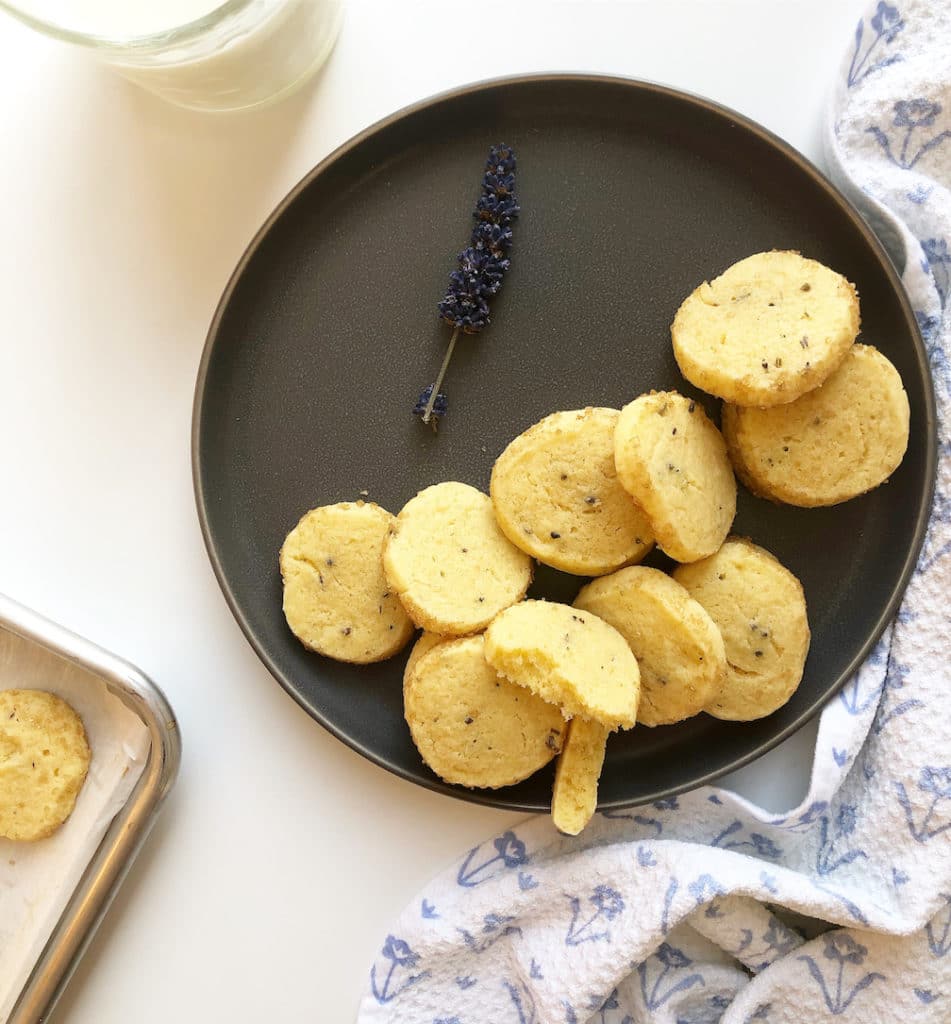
[418,144,517,426]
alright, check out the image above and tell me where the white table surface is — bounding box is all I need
[0,1,865,1020]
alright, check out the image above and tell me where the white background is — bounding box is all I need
[0,1,864,1020]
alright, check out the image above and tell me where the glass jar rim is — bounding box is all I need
[0,0,253,52]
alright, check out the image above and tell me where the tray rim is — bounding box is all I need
[2,592,182,1024]
[191,70,938,811]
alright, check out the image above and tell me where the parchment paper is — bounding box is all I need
[0,630,150,1023]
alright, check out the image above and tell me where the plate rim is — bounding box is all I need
[191,71,938,811]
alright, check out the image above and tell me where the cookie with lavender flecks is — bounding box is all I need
[484,600,641,730]
[722,344,909,507]
[280,501,415,663]
[404,634,564,789]
[383,482,532,635]
[613,391,736,563]
[490,407,654,576]
[671,250,860,407]
[673,537,810,721]
[574,566,726,727]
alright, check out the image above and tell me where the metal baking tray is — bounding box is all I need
[1,593,181,1024]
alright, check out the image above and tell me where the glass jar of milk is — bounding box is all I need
[0,0,343,111]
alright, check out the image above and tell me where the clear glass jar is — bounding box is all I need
[0,0,343,112]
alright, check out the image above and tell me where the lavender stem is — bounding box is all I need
[422,325,460,424]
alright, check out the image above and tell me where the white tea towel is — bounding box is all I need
[358,3,951,1020]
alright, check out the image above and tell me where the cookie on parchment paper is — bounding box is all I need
[0,689,91,842]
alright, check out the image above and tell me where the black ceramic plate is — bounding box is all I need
[193,74,936,811]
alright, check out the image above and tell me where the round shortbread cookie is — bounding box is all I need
[384,482,532,635]
[574,566,726,727]
[613,391,736,563]
[673,537,810,720]
[490,407,654,575]
[671,251,860,407]
[721,344,910,507]
[404,635,565,788]
[280,501,414,663]
[0,689,91,841]
[484,600,640,730]
[551,717,610,836]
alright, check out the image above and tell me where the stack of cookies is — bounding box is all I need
[673,251,910,507]
[279,250,910,836]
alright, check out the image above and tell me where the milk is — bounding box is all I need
[5,0,343,111]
